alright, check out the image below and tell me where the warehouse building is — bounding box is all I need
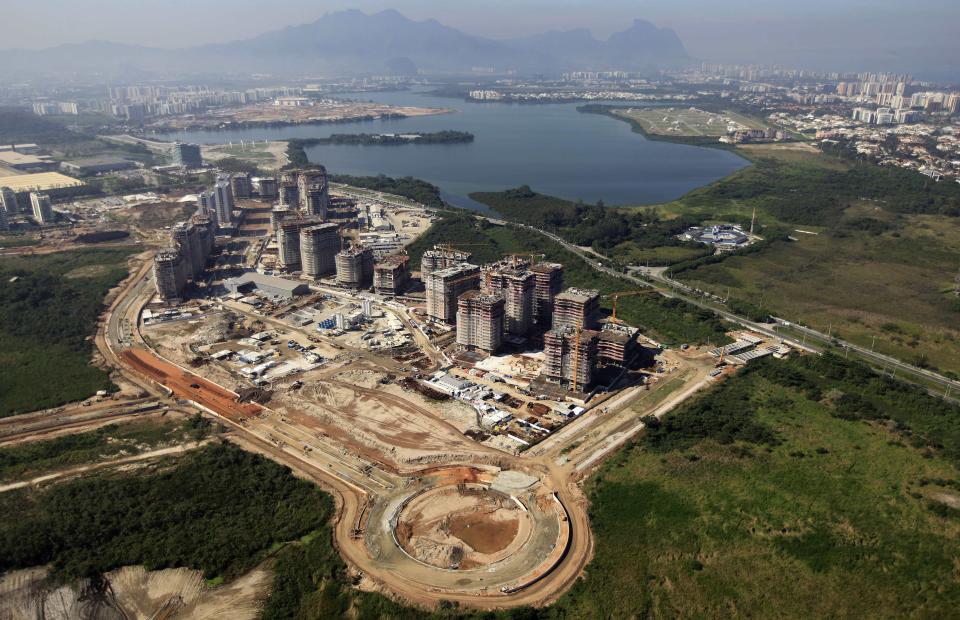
[223,271,310,299]
[60,157,136,175]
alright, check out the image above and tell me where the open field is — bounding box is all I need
[0,248,136,417]
[552,354,960,619]
[662,143,960,373]
[612,106,761,137]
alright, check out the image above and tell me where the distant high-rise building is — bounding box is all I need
[425,263,481,324]
[29,192,53,224]
[457,291,504,353]
[335,245,375,289]
[0,187,18,215]
[154,248,185,302]
[197,190,216,222]
[298,168,329,218]
[172,142,202,168]
[0,203,8,231]
[279,171,299,208]
[300,223,340,279]
[212,177,234,227]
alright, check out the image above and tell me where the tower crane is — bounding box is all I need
[603,289,659,324]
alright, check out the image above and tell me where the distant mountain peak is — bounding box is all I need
[0,10,690,79]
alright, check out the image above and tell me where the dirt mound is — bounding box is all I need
[396,486,532,570]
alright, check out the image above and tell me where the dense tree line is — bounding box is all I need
[470,186,705,254]
[645,352,960,463]
[684,156,960,226]
[0,443,331,580]
[329,173,447,210]
[0,249,136,416]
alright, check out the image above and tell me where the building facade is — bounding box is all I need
[300,223,340,278]
[425,263,481,324]
[457,291,505,353]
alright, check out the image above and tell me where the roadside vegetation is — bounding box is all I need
[329,172,447,210]
[0,248,135,417]
[0,415,214,482]
[408,213,729,345]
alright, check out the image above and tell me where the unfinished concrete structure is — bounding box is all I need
[270,206,291,233]
[421,245,473,279]
[543,326,600,391]
[531,262,564,327]
[553,287,600,331]
[279,171,299,208]
[598,322,641,366]
[276,217,324,270]
[336,245,375,289]
[483,263,536,337]
[153,215,215,302]
[229,174,252,199]
[457,291,505,353]
[298,168,329,219]
[300,223,340,279]
[374,255,411,296]
[425,263,481,324]
[153,249,185,302]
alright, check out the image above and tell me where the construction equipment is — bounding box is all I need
[603,289,659,323]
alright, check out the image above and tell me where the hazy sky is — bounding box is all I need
[4,0,959,79]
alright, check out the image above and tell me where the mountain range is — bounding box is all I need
[0,10,689,79]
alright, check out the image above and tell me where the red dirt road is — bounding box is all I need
[120,349,261,422]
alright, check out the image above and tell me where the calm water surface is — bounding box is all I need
[158,90,746,211]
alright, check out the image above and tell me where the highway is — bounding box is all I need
[468,213,960,398]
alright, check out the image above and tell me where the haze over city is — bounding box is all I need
[2,0,959,79]
[1,2,959,619]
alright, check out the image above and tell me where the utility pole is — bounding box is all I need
[871,335,876,351]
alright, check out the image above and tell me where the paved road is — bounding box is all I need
[470,214,960,397]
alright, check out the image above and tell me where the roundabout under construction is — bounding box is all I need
[95,229,715,610]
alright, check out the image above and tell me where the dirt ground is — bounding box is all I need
[0,564,272,620]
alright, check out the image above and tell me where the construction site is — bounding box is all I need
[25,163,793,611]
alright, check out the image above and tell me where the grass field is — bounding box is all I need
[0,248,135,416]
[663,143,960,374]
[552,354,960,618]
[612,106,760,137]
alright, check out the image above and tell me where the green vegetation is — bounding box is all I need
[555,353,960,618]
[0,443,331,581]
[316,130,473,146]
[408,213,729,345]
[329,173,447,210]
[0,107,87,145]
[470,185,711,266]
[0,235,39,249]
[264,352,960,618]
[0,415,214,482]
[0,248,134,417]
[579,103,763,147]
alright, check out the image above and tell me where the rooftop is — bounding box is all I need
[0,172,84,192]
[556,287,600,303]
